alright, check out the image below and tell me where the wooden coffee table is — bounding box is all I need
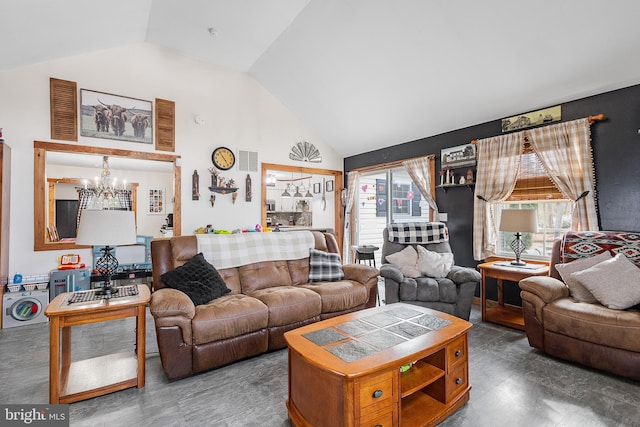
[284,303,472,427]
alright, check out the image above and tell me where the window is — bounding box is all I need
[391,182,422,217]
[497,148,571,259]
[375,171,426,219]
[497,200,572,259]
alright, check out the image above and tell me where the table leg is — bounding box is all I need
[49,317,60,404]
[481,270,487,322]
[136,305,146,388]
[497,279,504,307]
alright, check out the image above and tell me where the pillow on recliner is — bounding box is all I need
[570,253,640,310]
[385,246,420,278]
[161,253,230,305]
[555,251,612,303]
[416,246,454,278]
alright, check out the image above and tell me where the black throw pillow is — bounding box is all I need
[161,253,230,305]
[169,280,219,306]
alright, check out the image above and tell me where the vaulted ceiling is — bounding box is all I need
[3,0,640,157]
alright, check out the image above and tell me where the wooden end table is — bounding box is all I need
[478,260,549,330]
[45,284,151,404]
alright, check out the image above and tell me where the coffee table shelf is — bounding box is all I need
[400,360,444,397]
[401,389,470,427]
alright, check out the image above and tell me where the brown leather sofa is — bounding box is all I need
[150,231,379,381]
[519,231,640,381]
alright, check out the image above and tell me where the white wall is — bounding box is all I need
[0,43,343,276]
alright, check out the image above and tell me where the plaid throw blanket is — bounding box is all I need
[387,222,448,244]
[196,231,315,269]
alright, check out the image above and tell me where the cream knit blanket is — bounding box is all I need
[196,231,315,269]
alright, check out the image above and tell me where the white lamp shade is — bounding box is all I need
[499,209,538,233]
[76,210,137,246]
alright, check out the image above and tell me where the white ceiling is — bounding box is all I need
[3,0,640,157]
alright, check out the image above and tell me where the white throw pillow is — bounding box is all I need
[570,253,640,310]
[385,246,420,278]
[555,251,612,303]
[416,245,454,278]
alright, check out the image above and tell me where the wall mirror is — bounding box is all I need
[261,163,343,250]
[34,141,181,251]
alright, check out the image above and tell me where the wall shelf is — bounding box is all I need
[208,186,238,195]
[436,184,474,193]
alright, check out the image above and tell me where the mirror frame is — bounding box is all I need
[34,141,181,251]
[261,163,343,252]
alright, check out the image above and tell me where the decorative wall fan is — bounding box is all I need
[289,141,322,163]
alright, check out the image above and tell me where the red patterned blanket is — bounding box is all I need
[561,231,640,267]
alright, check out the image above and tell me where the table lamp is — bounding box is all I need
[499,209,538,266]
[76,210,137,296]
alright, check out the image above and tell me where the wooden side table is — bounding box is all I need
[45,285,151,404]
[478,261,549,330]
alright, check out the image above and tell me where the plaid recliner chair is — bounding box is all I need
[379,222,480,320]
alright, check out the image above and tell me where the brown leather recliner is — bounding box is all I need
[519,232,640,381]
[150,231,379,381]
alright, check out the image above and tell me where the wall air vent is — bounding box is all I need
[238,150,258,172]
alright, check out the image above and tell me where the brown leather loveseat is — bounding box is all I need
[519,231,640,381]
[150,231,379,381]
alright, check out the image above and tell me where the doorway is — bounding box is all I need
[55,200,78,239]
[354,167,433,266]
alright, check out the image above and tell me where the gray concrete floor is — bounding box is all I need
[1,297,639,426]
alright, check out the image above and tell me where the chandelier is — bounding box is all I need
[81,156,130,210]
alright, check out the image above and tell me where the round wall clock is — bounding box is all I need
[211,146,236,170]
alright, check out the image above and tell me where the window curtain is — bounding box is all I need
[342,171,359,263]
[76,189,133,229]
[117,190,133,211]
[528,118,598,231]
[472,133,524,260]
[76,189,93,229]
[402,157,439,217]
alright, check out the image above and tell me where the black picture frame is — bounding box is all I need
[313,182,321,193]
[326,180,334,192]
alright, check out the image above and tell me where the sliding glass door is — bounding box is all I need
[354,167,432,266]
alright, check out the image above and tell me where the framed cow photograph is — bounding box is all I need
[80,89,153,144]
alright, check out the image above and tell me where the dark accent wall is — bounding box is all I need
[345,83,640,273]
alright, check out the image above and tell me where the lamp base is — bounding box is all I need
[95,246,119,298]
[95,284,119,297]
[509,233,527,267]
